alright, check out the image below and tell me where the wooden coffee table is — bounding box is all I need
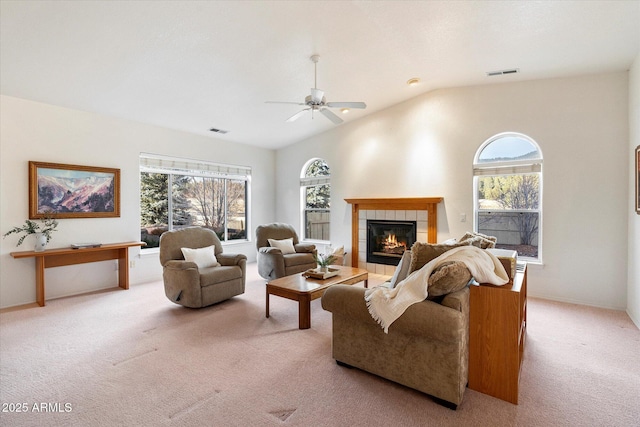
[266,266,369,329]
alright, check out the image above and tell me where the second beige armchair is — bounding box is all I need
[255,223,317,280]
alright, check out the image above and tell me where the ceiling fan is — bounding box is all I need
[266,54,366,124]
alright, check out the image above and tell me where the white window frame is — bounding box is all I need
[473,132,543,263]
[139,153,251,250]
[300,158,331,243]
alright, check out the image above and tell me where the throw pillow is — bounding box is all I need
[181,245,220,269]
[267,238,296,254]
[389,251,412,289]
[427,261,472,299]
[331,245,345,256]
[459,231,497,249]
[326,245,345,266]
[409,240,472,273]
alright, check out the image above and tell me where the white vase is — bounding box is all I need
[34,233,47,252]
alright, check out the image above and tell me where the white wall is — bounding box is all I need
[0,95,276,308]
[2,70,633,312]
[628,54,640,327]
[277,72,630,310]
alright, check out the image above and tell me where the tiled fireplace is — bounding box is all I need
[345,198,443,275]
[360,211,426,274]
[367,219,418,266]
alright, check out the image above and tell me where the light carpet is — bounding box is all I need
[1,263,639,426]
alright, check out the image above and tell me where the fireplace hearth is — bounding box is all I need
[367,220,416,266]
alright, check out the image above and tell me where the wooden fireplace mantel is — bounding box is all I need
[344,197,443,268]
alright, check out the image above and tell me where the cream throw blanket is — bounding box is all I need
[364,246,509,333]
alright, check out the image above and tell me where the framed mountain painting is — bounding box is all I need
[636,146,640,215]
[29,161,120,219]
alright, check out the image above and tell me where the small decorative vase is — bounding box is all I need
[34,233,47,252]
[319,266,329,273]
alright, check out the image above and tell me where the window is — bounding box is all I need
[140,153,250,249]
[473,133,543,262]
[301,158,330,241]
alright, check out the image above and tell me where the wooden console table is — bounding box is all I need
[469,263,527,404]
[10,241,145,307]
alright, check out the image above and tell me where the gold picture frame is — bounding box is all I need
[636,146,640,215]
[29,161,120,219]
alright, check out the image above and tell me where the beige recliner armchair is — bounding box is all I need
[321,250,470,409]
[255,223,317,281]
[159,227,246,308]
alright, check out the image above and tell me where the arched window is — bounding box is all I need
[301,158,330,242]
[473,133,543,262]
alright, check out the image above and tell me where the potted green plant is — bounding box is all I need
[314,253,337,272]
[3,217,59,252]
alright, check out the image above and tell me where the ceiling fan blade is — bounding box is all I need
[319,107,343,124]
[286,108,311,122]
[310,88,324,103]
[266,101,306,105]
[326,101,367,109]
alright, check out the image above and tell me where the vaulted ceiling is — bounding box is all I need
[1,1,638,149]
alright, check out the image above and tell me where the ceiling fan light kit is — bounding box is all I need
[266,54,366,124]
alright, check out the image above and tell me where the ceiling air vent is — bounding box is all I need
[486,68,520,77]
[209,128,229,134]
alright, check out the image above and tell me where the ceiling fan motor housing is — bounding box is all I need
[305,94,327,107]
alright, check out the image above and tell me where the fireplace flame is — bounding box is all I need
[382,233,406,252]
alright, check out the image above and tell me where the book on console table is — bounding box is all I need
[70,243,102,249]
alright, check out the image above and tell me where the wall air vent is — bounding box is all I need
[486,68,520,77]
[209,128,229,134]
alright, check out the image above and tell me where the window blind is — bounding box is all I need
[300,176,330,186]
[473,162,541,176]
[140,153,251,179]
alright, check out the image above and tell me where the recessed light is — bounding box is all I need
[406,78,420,86]
[340,108,350,114]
